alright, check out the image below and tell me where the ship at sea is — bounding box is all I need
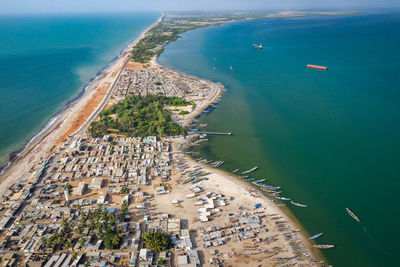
[346,208,360,222]
[253,43,263,49]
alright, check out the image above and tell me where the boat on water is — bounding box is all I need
[291,201,307,208]
[239,175,248,179]
[253,43,263,49]
[242,166,258,174]
[313,244,334,249]
[256,179,265,183]
[276,197,291,201]
[306,64,328,70]
[346,208,360,222]
[229,64,233,70]
[232,169,239,173]
[308,233,323,240]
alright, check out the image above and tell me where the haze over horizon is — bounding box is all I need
[1,0,400,14]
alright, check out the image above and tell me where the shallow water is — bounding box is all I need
[159,12,400,266]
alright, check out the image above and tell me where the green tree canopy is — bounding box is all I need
[142,231,171,253]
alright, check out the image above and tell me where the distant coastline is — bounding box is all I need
[0,16,161,175]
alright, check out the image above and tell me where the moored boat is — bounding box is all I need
[308,233,323,240]
[242,166,258,174]
[313,244,334,249]
[291,201,308,208]
[276,196,291,201]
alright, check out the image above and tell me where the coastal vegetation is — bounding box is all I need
[89,95,190,137]
[131,21,203,63]
[142,231,171,253]
[41,205,124,251]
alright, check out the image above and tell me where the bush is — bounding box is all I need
[178,110,189,115]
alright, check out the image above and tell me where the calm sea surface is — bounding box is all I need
[0,13,159,167]
[159,13,400,266]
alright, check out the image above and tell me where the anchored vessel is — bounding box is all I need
[253,43,263,49]
[307,64,328,70]
[346,208,360,222]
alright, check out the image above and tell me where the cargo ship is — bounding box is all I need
[307,64,328,70]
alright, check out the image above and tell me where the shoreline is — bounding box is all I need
[154,27,325,265]
[0,15,162,196]
[0,13,324,264]
[181,154,325,263]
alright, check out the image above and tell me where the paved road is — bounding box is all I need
[74,57,130,138]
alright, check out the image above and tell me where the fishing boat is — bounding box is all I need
[239,175,248,179]
[346,208,360,222]
[313,244,334,249]
[242,166,258,174]
[245,178,255,181]
[253,43,263,49]
[308,233,323,240]
[232,169,240,173]
[291,201,308,208]
[256,179,266,183]
[276,197,291,201]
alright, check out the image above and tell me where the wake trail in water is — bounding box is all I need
[359,222,388,255]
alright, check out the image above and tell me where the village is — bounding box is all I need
[0,14,320,267]
[0,130,318,266]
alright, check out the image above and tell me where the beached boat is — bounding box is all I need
[256,179,265,183]
[242,166,258,174]
[291,201,307,208]
[313,244,334,249]
[239,175,248,179]
[232,169,239,173]
[308,233,323,240]
[346,208,360,222]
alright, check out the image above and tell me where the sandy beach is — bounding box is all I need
[0,14,323,266]
[0,16,162,198]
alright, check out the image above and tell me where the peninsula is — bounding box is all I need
[0,12,327,266]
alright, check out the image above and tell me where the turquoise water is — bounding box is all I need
[0,13,158,167]
[159,13,400,266]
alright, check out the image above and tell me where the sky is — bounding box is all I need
[1,0,399,14]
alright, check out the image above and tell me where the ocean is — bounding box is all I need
[158,12,400,266]
[0,12,159,168]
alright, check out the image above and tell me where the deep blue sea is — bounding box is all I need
[0,12,159,167]
[159,12,400,266]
